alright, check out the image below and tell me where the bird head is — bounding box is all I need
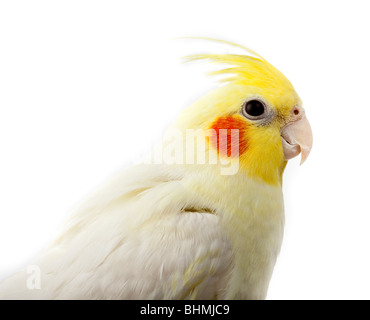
[172,39,312,185]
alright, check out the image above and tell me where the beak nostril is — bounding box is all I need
[293,108,299,116]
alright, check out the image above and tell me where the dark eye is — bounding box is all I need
[243,100,266,118]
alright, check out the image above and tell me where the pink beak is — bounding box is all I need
[280,106,313,165]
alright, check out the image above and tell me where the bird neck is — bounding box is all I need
[182,166,285,299]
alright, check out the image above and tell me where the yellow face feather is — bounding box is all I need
[175,39,302,185]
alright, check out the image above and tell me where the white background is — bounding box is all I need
[0,1,369,299]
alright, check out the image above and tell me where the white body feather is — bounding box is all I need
[0,162,284,299]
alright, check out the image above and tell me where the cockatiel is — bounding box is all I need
[0,39,312,300]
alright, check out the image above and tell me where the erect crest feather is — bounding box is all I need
[183,38,295,95]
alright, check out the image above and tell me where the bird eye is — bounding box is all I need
[242,100,266,119]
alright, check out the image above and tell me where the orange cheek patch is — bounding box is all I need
[209,115,249,157]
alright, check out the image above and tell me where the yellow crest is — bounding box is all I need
[183,38,298,103]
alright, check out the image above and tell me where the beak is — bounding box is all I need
[280,107,313,165]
